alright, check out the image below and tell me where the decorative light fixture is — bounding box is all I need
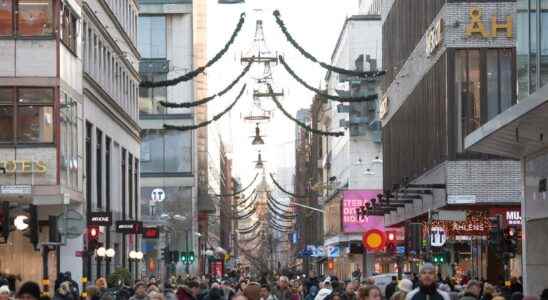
[251,123,265,145]
[105,248,116,259]
[129,250,137,259]
[255,151,265,169]
[364,168,375,175]
[96,247,107,257]
[14,215,29,231]
[372,156,383,164]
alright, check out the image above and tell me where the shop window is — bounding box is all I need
[17,0,53,36]
[0,88,14,142]
[61,3,78,53]
[141,129,192,174]
[456,49,515,152]
[139,73,167,115]
[0,0,13,36]
[17,88,54,143]
[138,16,166,58]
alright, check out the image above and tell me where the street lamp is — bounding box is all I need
[14,215,29,231]
[96,247,114,278]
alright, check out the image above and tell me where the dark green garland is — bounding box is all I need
[273,10,385,78]
[279,56,379,103]
[267,84,344,137]
[159,61,252,108]
[164,84,246,132]
[140,13,246,88]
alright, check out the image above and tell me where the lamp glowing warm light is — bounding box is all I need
[14,215,29,231]
[105,248,115,258]
[96,247,107,257]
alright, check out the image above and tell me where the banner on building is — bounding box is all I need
[342,190,385,233]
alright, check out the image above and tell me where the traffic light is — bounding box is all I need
[188,251,195,263]
[23,204,39,249]
[489,216,503,247]
[432,252,447,264]
[385,231,397,254]
[87,226,101,252]
[161,247,170,263]
[180,251,188,264]
[171,251,179,263]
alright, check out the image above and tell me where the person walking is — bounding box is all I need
[357,286,382,300]
[273,277,291,300]
[130,282,150,300]
[459,281,482,300]
[405,264,450,300]
[385,277,398,300]
[391,279,413,300]
[16,282,41,300]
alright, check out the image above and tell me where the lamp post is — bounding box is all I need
[96,247,115,278]
[129,250,144,280]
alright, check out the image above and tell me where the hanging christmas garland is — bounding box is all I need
[267,84,344,137]
[273,10,385,78]
[236,189,257,206]
[267,202,296,220]
[234,205,256,220]
[239,232,262,243]
[269,173,310,198]
[164,84,247,132]
[267,198,295,217]
[238,220,261,233]
[269,220,294,232]
[236,192,258,213]
[140,13,246,88]
[267,193,293,208]
[159,61,253,108]
[279,56,379,103]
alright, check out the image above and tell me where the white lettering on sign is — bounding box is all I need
[90,217,110,222]
[506,211,521,225]
[426,18,444,56]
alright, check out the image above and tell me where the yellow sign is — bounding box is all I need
[0,160,47,174]
[465,8,512,38]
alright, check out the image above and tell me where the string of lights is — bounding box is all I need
[164,84,246,132]
[279,56,379,103]
[140,13,246,88]
[267,84,345,137]
[273,10,386,78]
[159,61,253,108]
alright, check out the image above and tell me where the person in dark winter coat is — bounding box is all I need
[385,277,398,300]
[459,281,481,300]
[405,264,450,300]
[176,287,196,300]
[53,282,75,300]
[17,282,41,300]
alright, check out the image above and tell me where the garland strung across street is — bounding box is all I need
[159,61,253,108]
[236,192,258,213]
[164,84,247,132]
[238,220,261,233]
[269,173,310,198]
[268,193,292,208]
[236,189,258,206]
[267,198,295,217]
[267,203,296,220]
[235,205,256,220]
[267,84,345,137]
[278,56,379,103]
[273,10,385,78]
[140,13,246,88]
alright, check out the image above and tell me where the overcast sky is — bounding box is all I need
[207,0,360,188]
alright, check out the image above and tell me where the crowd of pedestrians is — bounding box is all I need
[0,266,546,300]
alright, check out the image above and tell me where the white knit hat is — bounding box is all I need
[0,285,10,295]
[397,279,413,293]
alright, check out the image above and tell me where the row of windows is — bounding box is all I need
[60,3,78,53]
[60,93,79,191]
[0,87,54,144]
[85,122,139,219]
[0,0,53,37]
[105,0,138,45]
[140,129,192,174]
[82,21,139,121]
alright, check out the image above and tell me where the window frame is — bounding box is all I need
[14,0,55,38]
[60,2,79,55]
[0,86,56,146]
[0,0,14,36]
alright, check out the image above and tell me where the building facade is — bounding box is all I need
[465,0,548,295]
[381,0,520,281]
[0,0,141,286]
[315,6,384,279]
[137,0,201,276]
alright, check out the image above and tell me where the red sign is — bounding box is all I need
[363,229,386,251]
[210,260,224,278]
[142,227,160,239]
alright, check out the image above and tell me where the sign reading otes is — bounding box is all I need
[465,8,513,38]
[87,212,112,226]
[115,220,143,234]
[0,160,47,174]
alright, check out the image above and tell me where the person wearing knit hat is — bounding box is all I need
[404,263,449,300]
[398,279,414,293]
[0,285,10,300]
[16,282,41,300]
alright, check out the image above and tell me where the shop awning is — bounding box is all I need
[465,84,548,159]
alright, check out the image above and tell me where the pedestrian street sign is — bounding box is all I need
[430,226,447,247]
